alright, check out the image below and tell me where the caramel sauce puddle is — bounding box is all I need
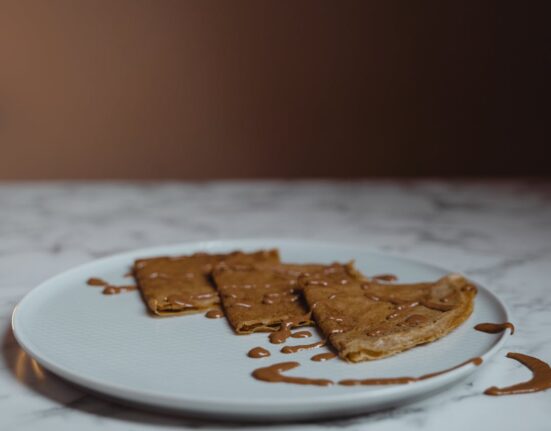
[474,322,515,335]
[205,309,224,319]
[248,347,271,358]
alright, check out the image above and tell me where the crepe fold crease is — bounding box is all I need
[213,261,361,334]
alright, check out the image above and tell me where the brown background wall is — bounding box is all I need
[0,1,548,179]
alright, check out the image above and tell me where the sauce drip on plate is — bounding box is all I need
[248,347,271,358]
[339,357,483,386]
[474,322,515,335]
[311,352,337,362]
[485,353,551,395]
[205,309,224,319]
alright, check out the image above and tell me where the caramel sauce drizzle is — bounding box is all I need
[87,277,136,295]
[194,292,216,299]
[371,274,398,282]
[364,289,455,312]
[474,322,515,335]
[339,357,482,386]
[167,295,194,308]
[484,352,551,396]
[419,300,454,311]
[252,357,482,387]
[87,278,108,286]
[401,314,429,326]
[262,291,299,305]
[248,347,271,358]
[167,292,217,308]
[262,293,279,305]
[102,285,137,295]
[269,321,293,344]
[252,362,333,386]
[311,352,337,362]
[305,280,328,286]
[281,340,326,354]
[269,317,310,344]
[205,309,224,319]
[232,302,252,308]
[291,331,312,339]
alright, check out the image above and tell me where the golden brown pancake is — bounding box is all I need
[213,262,360,334]
[133,250,280,316]
[301,273,477,362]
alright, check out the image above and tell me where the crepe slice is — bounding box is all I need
[133,249,280,316]
[300,272,477,362]
[213,261,361,334]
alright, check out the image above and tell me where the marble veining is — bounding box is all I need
[1,180,550,430]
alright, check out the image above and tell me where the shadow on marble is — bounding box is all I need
[2,324,386,428]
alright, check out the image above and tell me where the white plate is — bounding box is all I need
[12,239,509,421]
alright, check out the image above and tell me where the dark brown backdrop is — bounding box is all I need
[0,1,548,179]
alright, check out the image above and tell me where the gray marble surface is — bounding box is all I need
[1,180,550,430]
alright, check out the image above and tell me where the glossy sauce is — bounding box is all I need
[372,274,398,282]
[252,362,333,386]
[269,318,308,344]
[311,352,337,362]
[205,309,224,319]
[166,295,194,307]
[87,277,108,286]
[305,280,328,286]
[248,347,271,358]
[281,340,326,354]
[291,331,312,339]
[401,314,429,326]
[484,352,551,395]
[474,322,515,335]
[102,285,137,295]
[87,277,136,294]
[339,357,483,386]
[252,357,483,387]
[194,292,216,300]
[365,290,455,312]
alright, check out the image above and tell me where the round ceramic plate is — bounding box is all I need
[12,239,509,421]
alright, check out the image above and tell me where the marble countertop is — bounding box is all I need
[1,180,550,431]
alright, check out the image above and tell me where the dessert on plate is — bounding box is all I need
[300,272,477,362]
[130,248,476,364]
[213,261,359,334]
[133,249,279,316]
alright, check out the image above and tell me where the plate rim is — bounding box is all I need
[11,238,510,411]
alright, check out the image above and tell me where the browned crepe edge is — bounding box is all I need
[303,273,477,362]
[339,288,476,362]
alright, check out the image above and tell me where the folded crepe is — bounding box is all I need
[300,272,477,362]
[213,261,361,334]
[133,250,280,316]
